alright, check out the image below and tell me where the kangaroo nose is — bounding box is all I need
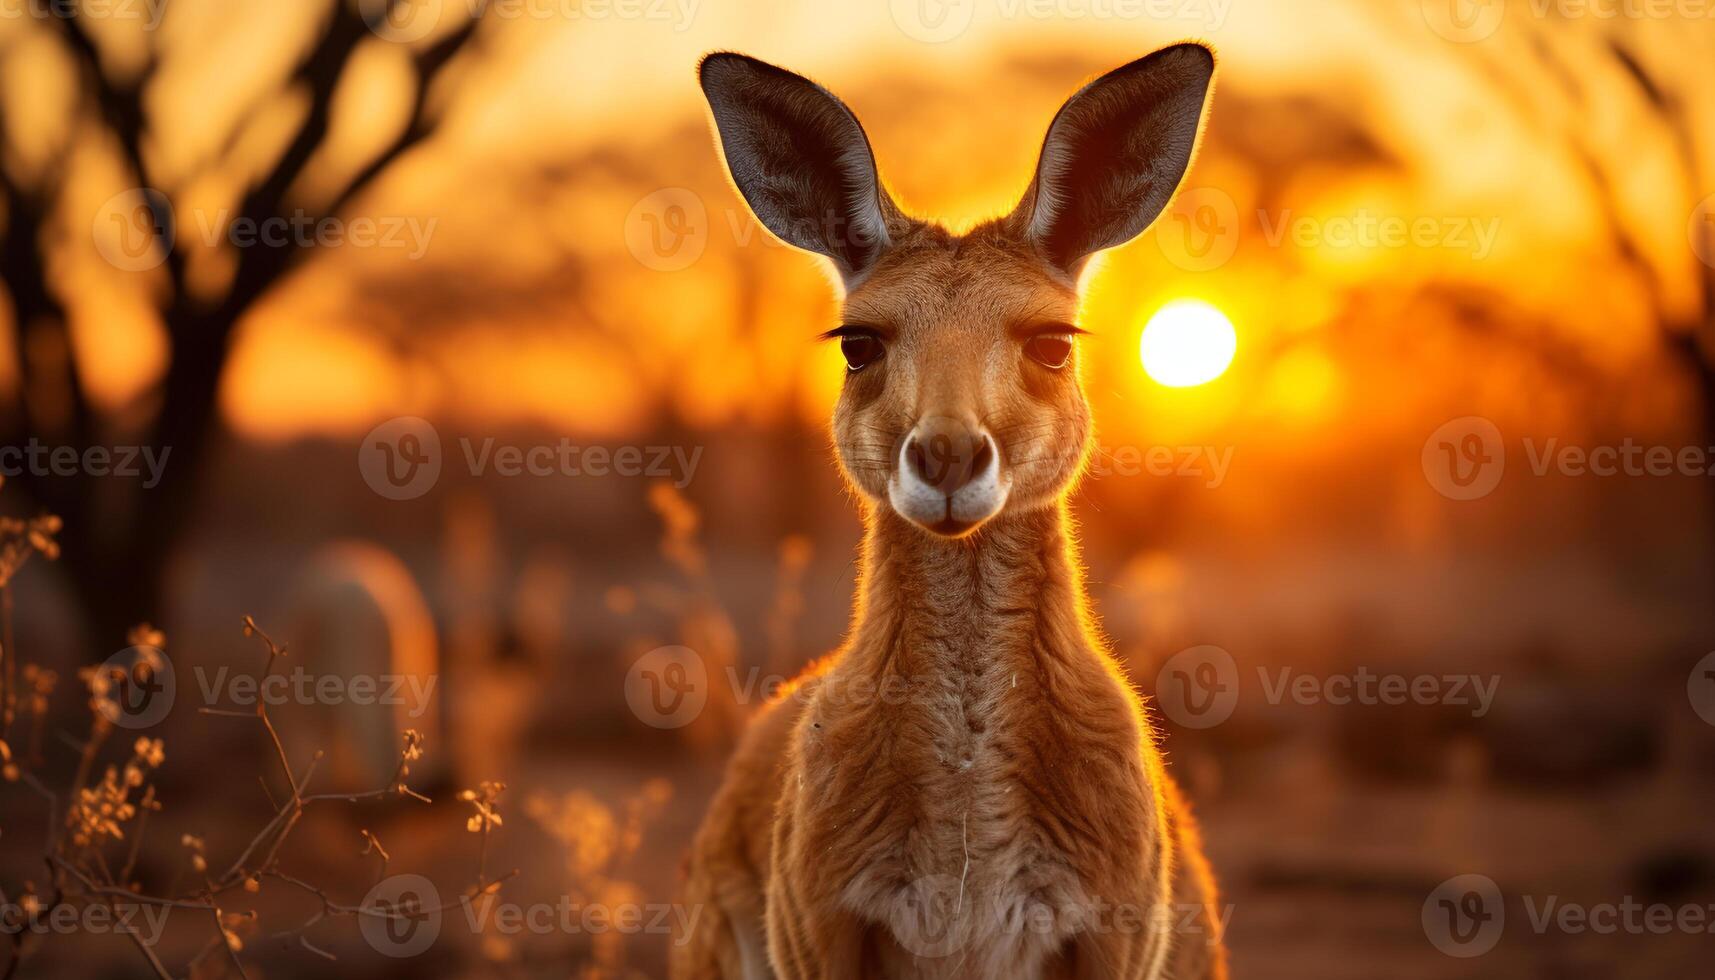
[904,420,995,496]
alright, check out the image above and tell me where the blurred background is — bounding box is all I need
[2,0,1714,976]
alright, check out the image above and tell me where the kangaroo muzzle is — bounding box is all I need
[888,416,1009,536]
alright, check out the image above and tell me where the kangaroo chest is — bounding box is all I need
[793,631,1156,973]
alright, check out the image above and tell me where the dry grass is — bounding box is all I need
[0,478,509,979]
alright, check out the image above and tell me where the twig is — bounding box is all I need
[106,897,174,980]
[209,905,250,980]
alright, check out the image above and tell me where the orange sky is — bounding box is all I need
[5,0,1708,443]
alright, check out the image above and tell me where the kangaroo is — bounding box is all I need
[674,44,1225,980]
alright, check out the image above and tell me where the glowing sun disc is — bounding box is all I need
[1139,300,1237,387]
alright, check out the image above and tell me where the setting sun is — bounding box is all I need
[1139,299,1239,387]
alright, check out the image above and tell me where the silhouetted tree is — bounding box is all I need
[1503,19,1715,547]
[1468,18,1715,440]
[0,0,481,645]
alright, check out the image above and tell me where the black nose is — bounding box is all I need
[905,422,995,495]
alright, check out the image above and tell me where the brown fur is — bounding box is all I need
[677,47,1226,980]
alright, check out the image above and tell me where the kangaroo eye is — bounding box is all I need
[840,332,884,372]
[1024,333,1074,369]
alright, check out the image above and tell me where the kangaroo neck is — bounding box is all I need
[847,504,1090,681]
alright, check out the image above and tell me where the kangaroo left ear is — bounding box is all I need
[1012,43,1216,280]
[699,52,897,285]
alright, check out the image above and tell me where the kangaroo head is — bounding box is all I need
[700,45,1214,537]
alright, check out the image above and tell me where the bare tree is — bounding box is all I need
[1505,19,1715,551]
[1580,31,1715,437]
[1466,17,1715,433]
[0,1,481,645]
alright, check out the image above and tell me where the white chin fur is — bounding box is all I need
[886,442,1010,533]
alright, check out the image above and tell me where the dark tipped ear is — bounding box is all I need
[698,53,896,284]
[1012,43,1215,279]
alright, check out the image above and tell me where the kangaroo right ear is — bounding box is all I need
[698,53,895,284]
[1013,43,1216,280]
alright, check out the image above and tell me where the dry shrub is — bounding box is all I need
[0,484,508,978]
